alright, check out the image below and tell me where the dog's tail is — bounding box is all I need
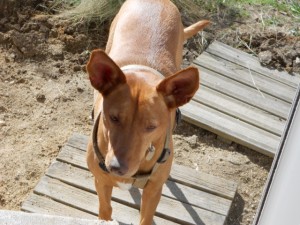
[184,20,210,40]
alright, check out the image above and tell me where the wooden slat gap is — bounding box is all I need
[181,112,276,156]
[205,41,300,88]
[160,192,227,217]
[113,195,198,225]
[62,137,238,199]
[153,211,193,225]
[196,52,297,94]
[195,61,292,105]
[62,137,237,198]
[44,171,210,225]
[66,143,87,152]
[56,154,228,216]
[199,83,286,120]
[190,98,282,137]
[32,189,98,217]
[168,176,236,201]
[66,133,89,151]
[45,172,97,195]
[56,157,90,172]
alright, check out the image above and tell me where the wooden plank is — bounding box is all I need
[21,194,96,219]
[163,180,231,215]
[171,164,236,200]
[193,86,285,136]
[45,161,226,225]
[59,141,237,200]
[67,133,89,151]
[34,176,174,225]
[46,160,94,191]
[57,144,89,169]
[205,41,300,87]
[195,52,296,103]
[47,157,232,215]
[197,67,291,119]
[180,100,280,156]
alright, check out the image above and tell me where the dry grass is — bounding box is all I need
[58,0,124,22]
[52,0,205,24]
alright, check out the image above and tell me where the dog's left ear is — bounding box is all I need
[87,49,126,96]
[156,67,199,108]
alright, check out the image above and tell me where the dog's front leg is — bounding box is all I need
[139,183,163,225]
[94,179,113,221]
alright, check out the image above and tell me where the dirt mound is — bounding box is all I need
[0,13,95,61]
[240,32,300,74]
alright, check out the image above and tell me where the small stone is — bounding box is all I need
[258,50,273,65]
[16,78,26,84]
[186,135,198,147]
[77,87,84,93]
[292,57,300,73]
[0,106,7,112]
[0,120,6,127]
[53,62,62,68]
[59,68,65,74]
[228,143,237,151]
[217,135,232,145]
[36,94,46,103]
[286,49,297,60]
[73,65,81,72]
[49,44,64,60]
[10,53,16,61]
[4,56,10,63]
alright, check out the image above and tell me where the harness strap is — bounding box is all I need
[132,127,171,188]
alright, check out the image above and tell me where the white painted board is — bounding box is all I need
[254,85,300,225]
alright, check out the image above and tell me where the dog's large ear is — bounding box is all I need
[87,49,126,95]
[156,67,199,108]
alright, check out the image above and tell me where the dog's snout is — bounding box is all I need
[108,156,128,176]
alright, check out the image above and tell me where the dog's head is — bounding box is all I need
[87,50,199,177]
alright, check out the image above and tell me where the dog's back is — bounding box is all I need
[106,0,185,75]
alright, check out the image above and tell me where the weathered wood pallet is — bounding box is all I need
[22,133,237,225]
[182,41,300,156]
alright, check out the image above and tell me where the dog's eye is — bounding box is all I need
[146,125,157,131]
[110,115,119,123]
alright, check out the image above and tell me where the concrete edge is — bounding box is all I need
[0,210,119,225]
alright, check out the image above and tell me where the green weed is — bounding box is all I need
[289,0,300,17]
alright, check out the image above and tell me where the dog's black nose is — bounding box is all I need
[108,157,128,176]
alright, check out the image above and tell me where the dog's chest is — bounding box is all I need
[117,182,132,190]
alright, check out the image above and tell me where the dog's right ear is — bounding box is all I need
[87,49,126,95]
[156,67,199,108]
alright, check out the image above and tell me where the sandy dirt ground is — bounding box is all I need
[0,1,299,224]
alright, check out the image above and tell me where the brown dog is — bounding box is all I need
[86,0,209,224]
